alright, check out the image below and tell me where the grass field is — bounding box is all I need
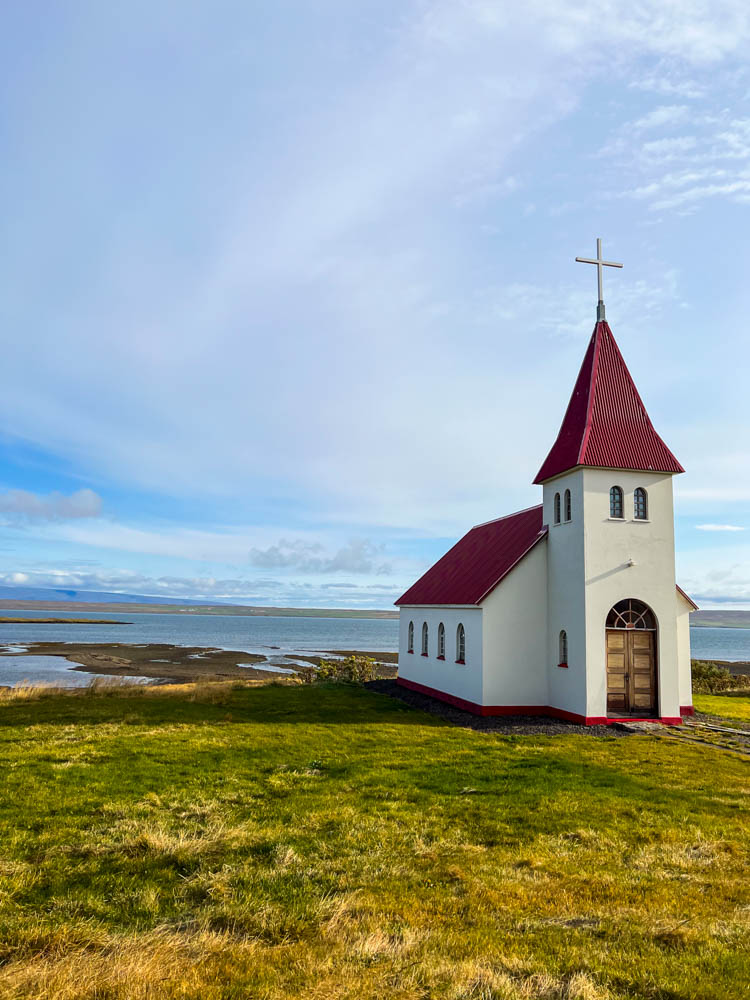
[0,681,747,1000]
[695,691,750,722]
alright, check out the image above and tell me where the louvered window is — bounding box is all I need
[437,623,445,658]
[407,621,414,653]
[421,622,429,656]
[610,486,624,519]
[634,487,648,520]
[554,493,561,524]
[564,489,572,522]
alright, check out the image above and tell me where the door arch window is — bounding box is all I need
[606,598,656,630]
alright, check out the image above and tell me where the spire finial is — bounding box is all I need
[575,238,623,321]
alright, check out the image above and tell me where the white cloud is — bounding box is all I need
[0,489,102,521]
[695,524,745,532]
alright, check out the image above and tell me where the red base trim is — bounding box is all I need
[680,705,695,716]
[396,678,682,726]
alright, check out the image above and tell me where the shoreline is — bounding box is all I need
[0,642,398,684]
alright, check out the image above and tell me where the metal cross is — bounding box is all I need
[575,238,623,321]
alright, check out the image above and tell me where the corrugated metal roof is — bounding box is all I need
[395,505,547,607]
[676,584,699,610]
[534,321,684,484]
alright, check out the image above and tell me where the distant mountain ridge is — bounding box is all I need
[0,585,206,606]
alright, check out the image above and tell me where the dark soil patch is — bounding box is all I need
[366,679,629,736]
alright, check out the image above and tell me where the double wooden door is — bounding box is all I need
[606,629,656,716]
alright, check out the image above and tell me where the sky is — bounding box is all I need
[1,1,749,609]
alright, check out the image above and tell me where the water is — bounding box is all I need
[0,610,400,687]
[0,610,747,688]
[689,626,750,663]
[0,655,151,688]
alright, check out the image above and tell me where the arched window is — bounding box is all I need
[554,492,561,524]
[421,621,429,656]
[456,623,465,663]
[634,487,648,520]
[606,599,656,630]
[564,489,572,522]
[437,622,445,659]
[610,485,624,519]
[407,621,414,653]
[559,629,568,666]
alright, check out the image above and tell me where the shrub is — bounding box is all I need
[299,655,376,685]
[691,660,750,693]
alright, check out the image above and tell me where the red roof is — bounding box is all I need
[676,585,699,610]
[534,321,683,484]
[395,505,547,606]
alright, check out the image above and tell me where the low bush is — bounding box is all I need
[691,660,750,693]
[299,654,375,685]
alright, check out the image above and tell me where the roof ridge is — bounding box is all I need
[473,503,543,529]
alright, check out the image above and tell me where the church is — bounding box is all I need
[395,241,696,725]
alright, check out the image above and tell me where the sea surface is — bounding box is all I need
[0,610,747,687]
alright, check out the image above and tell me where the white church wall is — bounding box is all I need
[398,607,483,706]
[676,591,694,710]
[582,469,681,719]
[543,470,588,717]
[481,539,548,707]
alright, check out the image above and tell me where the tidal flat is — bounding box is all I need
[1,642,398,684]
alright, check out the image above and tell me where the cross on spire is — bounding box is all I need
[575,238,623,322]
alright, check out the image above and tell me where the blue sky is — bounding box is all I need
[1,1,749,609]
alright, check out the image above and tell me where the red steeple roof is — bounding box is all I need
[534,321,683,484]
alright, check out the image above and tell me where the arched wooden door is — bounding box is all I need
[605,599,657,717]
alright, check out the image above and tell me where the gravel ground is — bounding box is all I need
[366,679,630,736]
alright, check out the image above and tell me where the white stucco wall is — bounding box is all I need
[481,538,548,707]
[544,471,588,716]
[676,591,694,710]
[581,469,680,719]
[398,606,483,706]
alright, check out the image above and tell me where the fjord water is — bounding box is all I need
[0,610,747,687]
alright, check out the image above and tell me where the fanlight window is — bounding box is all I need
[456,623,466,663]
[437,622,445,658]
[407,621,414,653]
[606,599,656,631]
[564,489,572,522]
[610,485,624,519]
[554,492,561,525]
[634,487,648,520]
[421,622,429,655]
[559,629,568,664]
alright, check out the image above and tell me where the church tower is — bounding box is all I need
[534,243,689,722]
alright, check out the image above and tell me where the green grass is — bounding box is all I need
[695,691,750,722]
[0,681,747,999]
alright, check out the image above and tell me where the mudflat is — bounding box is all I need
[2,643,399,683]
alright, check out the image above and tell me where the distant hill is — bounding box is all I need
[0,585,398,619]
[0,585,205,606]
[691,609,750,629]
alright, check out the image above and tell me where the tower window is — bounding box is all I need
[456,623,465,663]
[564,489,572,522]
[554,492,561,524]
[610,485,624,519]
[407,621,414,653]
[634,487,648,520]
[421,622,429,656]
[437,622,445,659]
[558,629,568,666]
